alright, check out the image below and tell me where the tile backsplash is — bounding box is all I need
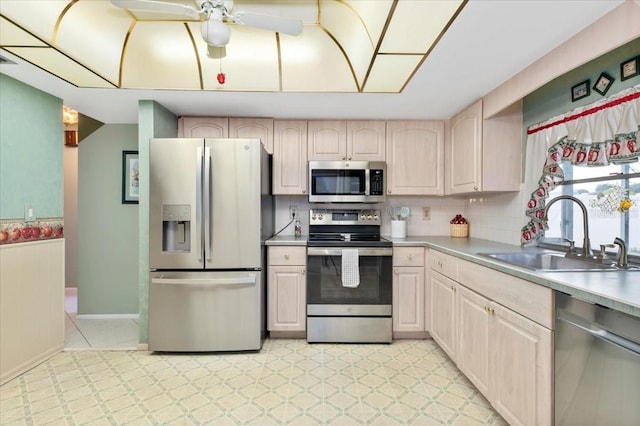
[274,191,528,247]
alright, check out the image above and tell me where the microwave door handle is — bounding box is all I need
[365,168,370,196]
[203,146,212,262]
[195,147,203,262]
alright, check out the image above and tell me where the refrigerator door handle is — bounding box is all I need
[203,146,212,262]
[196,147,203,262]
[151,277,256,286]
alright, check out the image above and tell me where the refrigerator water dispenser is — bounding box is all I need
[162,204,191,252]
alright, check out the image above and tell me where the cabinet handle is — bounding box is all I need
[342,156,346,160]
[474,186,478,191]
[451,285,456,291]
[301,268,305,275]
[394,269,398,275]
[437,260,443,267]
[302,190,306,194]
[348,157,352,160]
[284,254,289,260]
[485,306,495,315]
[388,190,392,194]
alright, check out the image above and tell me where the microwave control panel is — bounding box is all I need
[369,170,384,195]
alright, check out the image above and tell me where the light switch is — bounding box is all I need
[24,204,35,222]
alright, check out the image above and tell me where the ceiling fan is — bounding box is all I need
[111,0,303,56]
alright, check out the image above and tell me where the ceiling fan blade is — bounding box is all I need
[111,0,203,20]
[229,11,303,36]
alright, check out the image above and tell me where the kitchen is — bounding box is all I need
[1,0,640,424]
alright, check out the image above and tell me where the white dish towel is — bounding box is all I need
[341,248,360,288]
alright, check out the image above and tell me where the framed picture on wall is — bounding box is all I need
[571,80,590,102]
[620,56,639,81]
[122,150,139,204]
[593,72,614,96]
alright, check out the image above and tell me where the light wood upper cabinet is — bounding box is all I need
[273,120,308,195]
[307,120,385,161]
[447,100,522,194]
[386,120,444,195]
[307,120,347,161]
[267,247,307,332]
[229,118,274,154]
[347,121,386,161]
[178,117,228,138]
[449,100,482,194]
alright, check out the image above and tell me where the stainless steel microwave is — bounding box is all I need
[308,160,385,203]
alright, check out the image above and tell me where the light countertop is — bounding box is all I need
[265,234,640,317]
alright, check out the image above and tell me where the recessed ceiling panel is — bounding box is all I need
[364,54,422,93]
[56,1,132,85]
[197,25,280,91]
[341,0,394,45]
[6,47,115,88]
[121,21,201,89]
[280,26,356,92]
[0,0,70,44]
[380,0,463,53]
[0,17,47,47]
[321,1,373,87]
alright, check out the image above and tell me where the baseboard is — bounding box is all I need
[1,344,63,385]
[269,331,306,339]
[137,343,149,351]
[76,314,139,320]
[392,331,431,339]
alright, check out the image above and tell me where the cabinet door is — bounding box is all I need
[430,270,457,359]
[307,120,347,161]
[489,302,553,426]
[273,120,308,195]
[229,118,274,154]
[267,265,306,332]
[347,120,386,161]
[457,285,491,396]
[386,120,444,195]
[178,117,228,138]
[449,100,482,194]
[392,266,425,332]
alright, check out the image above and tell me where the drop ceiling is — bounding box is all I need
[0,0,625,124]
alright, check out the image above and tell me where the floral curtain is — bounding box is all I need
[521,85,640,244]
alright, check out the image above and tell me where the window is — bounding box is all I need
[544,162,640,257]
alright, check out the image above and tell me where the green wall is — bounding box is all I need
[77,124,139,314]
[523,38,640,133]
[137,100,177,344]
[0,74,63,219]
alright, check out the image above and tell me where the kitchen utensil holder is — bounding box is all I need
[391,220,407,239]
[450,224,469,238]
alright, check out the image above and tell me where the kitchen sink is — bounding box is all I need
[477,250,640,272]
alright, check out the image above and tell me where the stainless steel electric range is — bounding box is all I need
[306,208,392,343]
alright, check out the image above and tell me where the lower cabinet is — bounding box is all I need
[430,249,553,426]
[267,246,306,332]
[392,247,427,336]
[430,270,458,360]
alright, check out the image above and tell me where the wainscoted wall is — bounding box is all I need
[0,239,64,385]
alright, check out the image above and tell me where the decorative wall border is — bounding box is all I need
[0,217,63,245]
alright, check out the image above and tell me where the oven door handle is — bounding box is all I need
[307,247,393,257]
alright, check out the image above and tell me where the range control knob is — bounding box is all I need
[373,214,378,220]
[318,214,323,220]
[367,214,373,220]
[311,215,316,220]
[360,214,366,220]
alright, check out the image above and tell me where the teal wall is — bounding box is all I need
[137,100,177,344]
[77,124,139,314]
[0,74,63,219]
[523,38,640,132]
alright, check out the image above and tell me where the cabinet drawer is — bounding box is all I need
[393,247,425,267]
[457,258,553,329]
[429,250,458,280]
[268,246,306,266]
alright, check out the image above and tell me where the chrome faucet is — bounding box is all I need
[613,237,628,268]
[543,195,592,258]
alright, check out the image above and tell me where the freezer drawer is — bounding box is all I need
[149,271,265,352]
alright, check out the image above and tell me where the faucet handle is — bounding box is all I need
[598,244,615,260]
[561,238,575,253]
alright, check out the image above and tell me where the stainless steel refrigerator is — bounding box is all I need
[148,138,273,352]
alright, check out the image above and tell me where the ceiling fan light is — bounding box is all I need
[201,19,230,46]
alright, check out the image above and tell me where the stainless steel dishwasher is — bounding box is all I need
[555,292,640,425]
